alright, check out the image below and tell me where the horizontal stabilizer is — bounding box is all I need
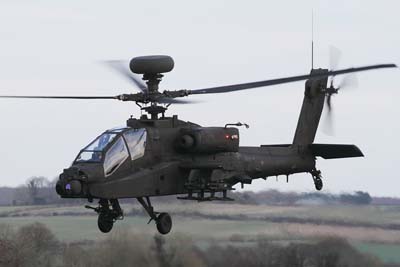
[260,144,291,148]
[310,144,364,159]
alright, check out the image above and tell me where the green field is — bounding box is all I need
[0,215,284,241]
[1,204,400,263]
[355,242,400,264]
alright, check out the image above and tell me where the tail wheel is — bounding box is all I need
[314,178,323,191]
[156,212,172,235]
[98,213,114,233]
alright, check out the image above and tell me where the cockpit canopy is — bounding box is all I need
[75,127,147,176]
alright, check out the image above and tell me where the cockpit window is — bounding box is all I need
[75,151,103,163]
[85,133,117,151]
[104,137,129,176]
[74,127,146,169]
[107,127,128,133]
[123,128,147,161]
[75,133,117,163]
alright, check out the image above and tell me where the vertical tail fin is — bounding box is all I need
[292,69,328,145]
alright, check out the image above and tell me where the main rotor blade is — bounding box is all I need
[103,60,147,92]
[158,97,196,104]
[0,94,198,104]
[189,64,397,95]
[0,95,117,99]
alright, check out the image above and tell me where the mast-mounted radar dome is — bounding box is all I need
[130,55,174,74]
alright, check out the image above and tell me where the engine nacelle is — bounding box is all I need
[176,127,239,153]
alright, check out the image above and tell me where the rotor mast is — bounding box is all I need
[142,73,165,119]
[143,73,163,93]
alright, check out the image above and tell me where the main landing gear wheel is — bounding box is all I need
[156,212,172,235]
[98,213,114,233]
[137,196,173,235]
[85,199,123,233]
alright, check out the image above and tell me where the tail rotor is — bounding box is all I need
[323,46,359,135]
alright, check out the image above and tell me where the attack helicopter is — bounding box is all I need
[0,55,396,235]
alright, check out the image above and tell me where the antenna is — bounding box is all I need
[311,10,314,70]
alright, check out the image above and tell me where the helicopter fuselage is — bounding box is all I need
[56,115,315,201]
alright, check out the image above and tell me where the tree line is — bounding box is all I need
[0,176,373,206]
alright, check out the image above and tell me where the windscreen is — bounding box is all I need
[75,133,117,163]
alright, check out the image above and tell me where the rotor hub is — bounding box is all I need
[142,104,167,120]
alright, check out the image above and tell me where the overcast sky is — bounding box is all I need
[0,0,399,196]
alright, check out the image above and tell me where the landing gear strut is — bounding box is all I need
[86,199,124,233]
[137,197,172,235]
[311,169,323,191]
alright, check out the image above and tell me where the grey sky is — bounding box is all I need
[0,0,399,196]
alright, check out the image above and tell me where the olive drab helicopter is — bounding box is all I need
[0,55,396,235]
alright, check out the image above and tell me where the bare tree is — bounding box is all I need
[26,176,48,205]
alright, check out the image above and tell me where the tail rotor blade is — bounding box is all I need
[322,95,335,136]
[329,46,342,87]
[339,73,359,90]
[323,107,335,136]
[329,46,342,71]
[326,94,332,111]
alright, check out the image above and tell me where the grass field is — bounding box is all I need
[355,242,400,264]
[1,203,400,264]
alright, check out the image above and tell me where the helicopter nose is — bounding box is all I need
[56,167,87,197]
[55,181,64,195]
[66,180,82,195]
[56,180,82,196]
